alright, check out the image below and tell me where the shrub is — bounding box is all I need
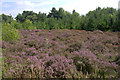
[41,55,77,78]
[2,23,20,42]
[11,20,22,29]
[22,20,36,30]
[72,50,96,75]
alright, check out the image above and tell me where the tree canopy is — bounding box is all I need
[1,7,120,31]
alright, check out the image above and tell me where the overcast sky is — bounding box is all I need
[0,0,119,18]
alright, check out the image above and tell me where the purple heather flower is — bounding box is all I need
[22,52,26,55]
[32,51,36,53]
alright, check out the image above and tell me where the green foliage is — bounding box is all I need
[85,7,118,31]
[22,19,36,30]
[15,11,37,23]
[0,21,2,41]
[37,12,47,22]
[2,7,119,31]
[2,23,20,42]
[2,14,13,23]
[10,20,22,29]
[117,9,120,31]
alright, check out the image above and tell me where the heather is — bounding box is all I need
[2,29,120,78]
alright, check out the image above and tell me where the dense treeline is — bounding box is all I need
[1,7,120,31]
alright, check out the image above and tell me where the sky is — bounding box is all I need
[0,0,119,18]
[118,0,120,9]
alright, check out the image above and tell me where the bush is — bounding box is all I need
[2,23,20,42]
[41,55,77,78]
[11,20,22,29]
[22,20,37,30]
